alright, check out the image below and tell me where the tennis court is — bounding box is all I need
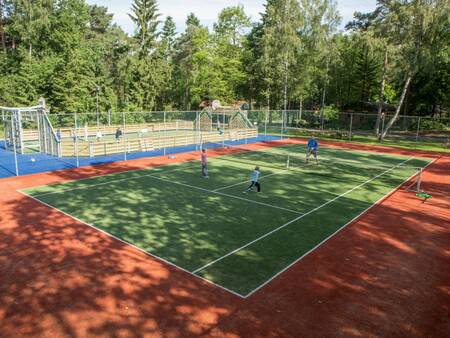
[20,143,431,297]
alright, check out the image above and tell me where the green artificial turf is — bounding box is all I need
[23,144,431,296]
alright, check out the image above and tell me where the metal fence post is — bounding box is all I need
[349,113,353,140]
[264,111,267,137]
[196,111,200,151]
[122,111,127,161]
[222,110,225,147]
[74,112,80,167]
[280,111,284,140]
[415,117,421,146]
[163,111,167,156]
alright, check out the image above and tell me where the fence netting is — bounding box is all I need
[0,108,448,178]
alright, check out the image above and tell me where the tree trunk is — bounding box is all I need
[375,47,388,136]
[402,85,409,130]
[299,97,303,121]
[380,75,412,140]
[283,59,288,130]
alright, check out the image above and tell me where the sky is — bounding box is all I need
[86,0,377,35]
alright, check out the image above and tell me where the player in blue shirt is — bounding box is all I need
[306,136,319,164]
[243,166,261,193]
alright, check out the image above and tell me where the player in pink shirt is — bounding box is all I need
[201,148,209,178]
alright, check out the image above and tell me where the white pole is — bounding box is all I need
[280,111,283,140]
[265,111,267,137]
[417,168,423,193]
[12,110,19,176]
[163,111,167,156]
[36,109,42,152]
[18,110,24,154]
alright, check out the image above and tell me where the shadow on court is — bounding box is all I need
[0,147,449,337]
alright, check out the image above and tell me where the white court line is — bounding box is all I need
[24,157,200,191]
[24,161,302,214]
[191,157,414,274]
[146,174,302,215]
[213,170,287,192]
[27,163,198,198]
[243,156,438,298]
[17,190,246,299]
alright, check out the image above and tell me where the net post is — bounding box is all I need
[417,168,423,193]
[286,155,290,169]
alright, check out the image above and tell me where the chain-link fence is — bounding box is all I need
[1,109,448,178]
[0,110,279,178]
[274,110,449,149]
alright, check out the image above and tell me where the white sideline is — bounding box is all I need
[243,156,437,298]
[29,163,198,198]
[17,190,246,299]
[146,174,302,215]
[191,157,414,275]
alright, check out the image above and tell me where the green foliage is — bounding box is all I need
[129,0,160,57]
[419,119,448,131]
[0,0,447,120]
[323,104,339,119]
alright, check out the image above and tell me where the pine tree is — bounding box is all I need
[161,16,176,58]
[129,0,160,57]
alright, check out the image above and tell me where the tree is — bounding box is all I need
[161,16,176,58]
[127,0,163,111]
[258,0,302,111]
[129,0,160,57]
[378,0,449,140]
[213,5,250,102]
[8,0,53,57]
[172,14,212,109]
[213,5,250,47]
[89,5,113,34]
[186,13,200,27]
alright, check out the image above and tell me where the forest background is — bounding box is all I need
[0,0,448,127]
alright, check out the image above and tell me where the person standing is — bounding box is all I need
[244,166,261,193]
[306,136,319,164]
[201,148,209,178]
[115,127,123,141]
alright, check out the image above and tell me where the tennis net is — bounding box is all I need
[202,141,425,189]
